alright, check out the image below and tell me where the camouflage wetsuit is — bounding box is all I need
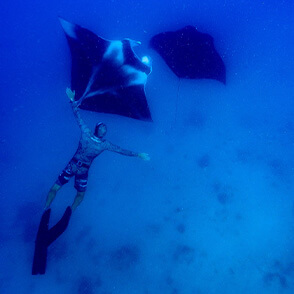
[56,105,138,192]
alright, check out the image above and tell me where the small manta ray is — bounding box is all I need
[59,18,152,121]
[150,26,226,84]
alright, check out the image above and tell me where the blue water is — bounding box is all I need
[1,0,293,293]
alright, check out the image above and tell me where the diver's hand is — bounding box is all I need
[66,87,76,102]
[138,153,150,161]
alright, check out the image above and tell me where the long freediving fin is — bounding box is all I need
[32,206,72,275]
[47,206,72,246]
[32,209,51,275]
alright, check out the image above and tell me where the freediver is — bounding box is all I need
[44,88,150,212]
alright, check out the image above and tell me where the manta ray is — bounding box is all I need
[150,26,226,84]
[59,18,152,121]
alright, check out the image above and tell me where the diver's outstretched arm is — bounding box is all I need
[66,88,91,134]
[105,141,150,160]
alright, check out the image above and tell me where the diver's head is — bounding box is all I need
[95,122,107,138]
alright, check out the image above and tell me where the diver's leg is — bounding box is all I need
[72,169,88,211]
[44,163,74,210]
[44,183,61,210]
[71,191,85,211]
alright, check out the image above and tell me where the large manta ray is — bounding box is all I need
[59,18,152,121]
[150,26,226,84]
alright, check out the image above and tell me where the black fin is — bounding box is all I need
[32,209,51,275]
[32,207,72,275]
[47,206,72,246]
